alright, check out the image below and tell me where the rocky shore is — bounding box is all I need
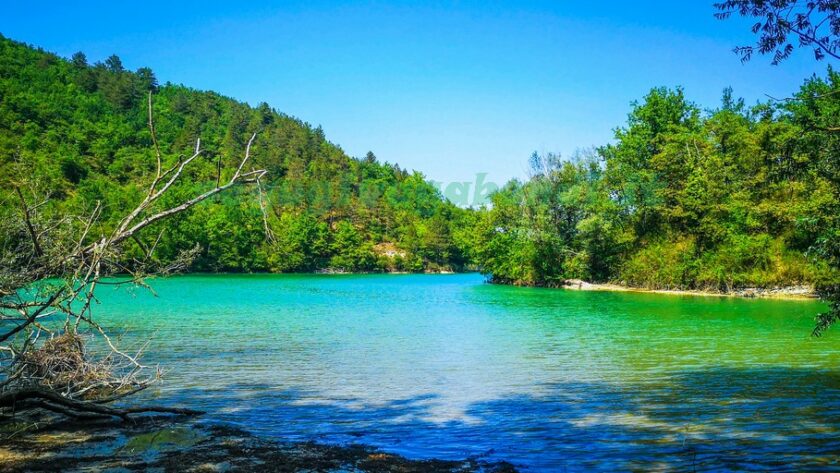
[0,418,517,473]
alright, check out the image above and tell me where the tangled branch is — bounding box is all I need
[715,0,840,64]
[0,92,265,422]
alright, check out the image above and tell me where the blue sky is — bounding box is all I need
[0,1,829,187]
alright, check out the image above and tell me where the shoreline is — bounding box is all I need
[144,271,820,301]
[0,419,518,472]
[559,279,817,301]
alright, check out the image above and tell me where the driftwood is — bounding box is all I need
[0,92,265,422]
[0,387,203,420]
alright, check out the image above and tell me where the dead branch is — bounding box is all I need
[0,92,266,425]
[1,387,203,420]
[13,186,43,257]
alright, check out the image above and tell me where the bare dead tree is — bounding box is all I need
[0,92,266,423]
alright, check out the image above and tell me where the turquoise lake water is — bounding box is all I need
[92,273,840,471]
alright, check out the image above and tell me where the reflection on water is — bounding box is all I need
[93,273,840,471]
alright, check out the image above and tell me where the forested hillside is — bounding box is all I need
[0,35,472,273]
[469,77,839,313]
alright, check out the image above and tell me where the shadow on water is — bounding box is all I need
[17,275,836,471]
[129,366,840,472]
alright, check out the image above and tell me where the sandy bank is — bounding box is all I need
[560,279,817,301]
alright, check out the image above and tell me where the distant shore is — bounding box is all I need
[163,271,819,301]
[314,268,457,275]
[559,279,817,301]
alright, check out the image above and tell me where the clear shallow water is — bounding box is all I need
[93,273,840,471]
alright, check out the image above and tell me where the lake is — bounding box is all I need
[93,273,840,472]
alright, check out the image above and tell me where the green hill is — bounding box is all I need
[0,34,472,273]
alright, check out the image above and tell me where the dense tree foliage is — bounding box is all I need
[712,0,840,333]
[471,78,840,326]
[0,35,472,274]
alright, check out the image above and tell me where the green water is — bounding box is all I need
[93,273,839,471]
